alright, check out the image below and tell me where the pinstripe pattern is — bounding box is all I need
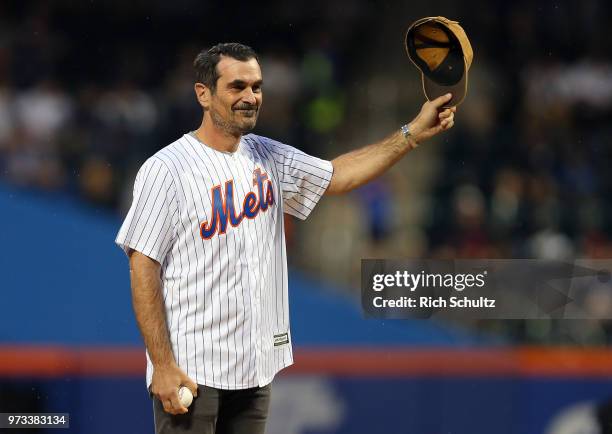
[116,133,333,390]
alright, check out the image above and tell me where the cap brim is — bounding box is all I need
[421,63,467,107]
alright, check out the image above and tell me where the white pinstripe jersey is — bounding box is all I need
[115,133,333,390]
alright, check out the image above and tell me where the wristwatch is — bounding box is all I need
[400,123,417,148]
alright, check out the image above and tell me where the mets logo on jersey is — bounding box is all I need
[200,168,275,239]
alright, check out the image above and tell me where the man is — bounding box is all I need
[116,42,455,434]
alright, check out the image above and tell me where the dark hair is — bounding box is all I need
[193,43,259,92]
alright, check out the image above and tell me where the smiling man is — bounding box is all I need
[116,42,455,434]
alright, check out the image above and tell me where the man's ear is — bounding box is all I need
[194,83,211,109]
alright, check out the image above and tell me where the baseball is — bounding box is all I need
[178,386,193,408]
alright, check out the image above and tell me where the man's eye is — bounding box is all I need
[253,86,262,93]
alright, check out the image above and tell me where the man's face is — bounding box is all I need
[208,56,263,136]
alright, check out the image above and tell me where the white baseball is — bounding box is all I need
[178,386,193,408]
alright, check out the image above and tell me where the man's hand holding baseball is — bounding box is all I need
[151,363,198,415]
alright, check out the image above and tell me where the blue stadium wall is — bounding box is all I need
[2,183,612,434]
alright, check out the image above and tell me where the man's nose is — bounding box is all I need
[242,88,257,105]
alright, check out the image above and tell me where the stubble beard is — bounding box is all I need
[210,106,258,137]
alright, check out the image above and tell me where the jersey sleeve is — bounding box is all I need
[115,157,178,264]
[265,138,334,220]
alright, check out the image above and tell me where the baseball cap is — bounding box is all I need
[405,16,473,107]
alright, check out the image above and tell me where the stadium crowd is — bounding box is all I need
[2,0,612,343]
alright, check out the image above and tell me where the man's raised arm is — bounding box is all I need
[326,93,456,195]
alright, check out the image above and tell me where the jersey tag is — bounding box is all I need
[273,333,289,346]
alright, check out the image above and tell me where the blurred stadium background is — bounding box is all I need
[2,0,612,433]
